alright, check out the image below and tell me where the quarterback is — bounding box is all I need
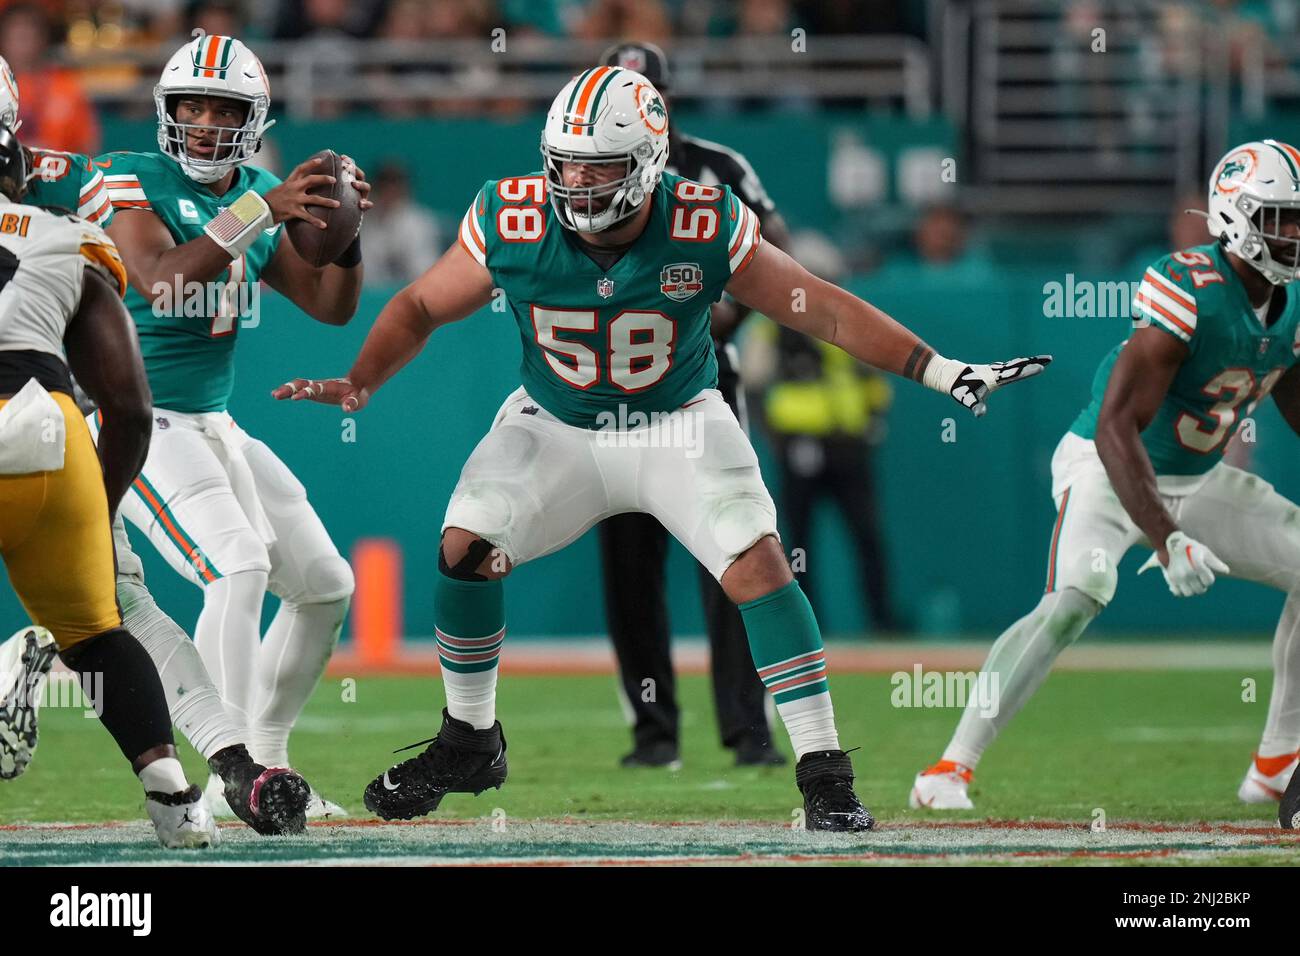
[912,141,1300,830]
[95,33,368,817]
[0,53,315,836]
[277,67,1050,829]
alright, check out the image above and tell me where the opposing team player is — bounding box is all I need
[96,32,368,818]
[911,141,1300,823]
[276,67,1049,830]
[0,119,219,847]
[0,51,313,837]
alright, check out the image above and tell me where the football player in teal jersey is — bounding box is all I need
[0,54,111,225]
[92,32,370,820]
[912,141,1300,822]
[0,49,318,836]
[276,66,1050,830]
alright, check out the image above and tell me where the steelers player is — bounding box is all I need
[0,119,218,848]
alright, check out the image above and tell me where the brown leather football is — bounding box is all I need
[284,149,362,268]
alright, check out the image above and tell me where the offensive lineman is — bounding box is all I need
[912,141,1300,828]
[96,33,368,817]
[276,67,1050,829]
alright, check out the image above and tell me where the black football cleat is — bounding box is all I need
[796,749,876,832]
[363,708,507,821]
[0,627,57,780]
[1280,765,1300,830]
[208,745,311,836]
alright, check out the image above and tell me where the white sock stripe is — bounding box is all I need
[435,635,504,656]
[435,626,506,648]
[437,646,502,664]
[760,656,826,685]
[768,666,828,695]
[757,649,824,677]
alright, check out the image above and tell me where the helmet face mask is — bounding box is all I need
[541,67,669,235]
[0,122,27,202]
[0,56,20,135]
[1240,201,1300,282]
[155,33,275,185]
[1207,140,1300,285]
[542,140,653,233]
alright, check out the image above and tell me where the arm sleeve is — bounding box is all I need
[457,185,488,268]
[726,190,762,278]
[98,155,152,212]
[1131,260,1198,345]
[77,166,112,226]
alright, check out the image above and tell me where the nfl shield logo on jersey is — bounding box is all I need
[660,262,704,302]
[596,277,615,299]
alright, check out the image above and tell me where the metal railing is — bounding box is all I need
[62,35,934,120]
[952,0,1227,215]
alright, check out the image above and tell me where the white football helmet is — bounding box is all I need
[1207,140,1300,285]
[155,32,275,184]
[541,66,669,233]
[0,56,19,133]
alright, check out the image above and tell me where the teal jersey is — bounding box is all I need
[24,148,112,226]
[1071,242,1300,475]
[457,170,762,428]
[96,150,284,413]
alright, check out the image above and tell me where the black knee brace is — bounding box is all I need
[438,536,498,581]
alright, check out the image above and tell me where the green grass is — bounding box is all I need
[1,669,1282,827]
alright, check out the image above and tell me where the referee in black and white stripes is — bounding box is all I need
[598,42,795,768]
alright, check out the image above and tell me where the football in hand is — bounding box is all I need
[285,149,363,268]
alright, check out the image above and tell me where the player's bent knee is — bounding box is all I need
[1041,588,1102,649]
[1054,547,1120,607]
[295,553,354,605]
[440,528,512,581]
[721,534,791,605]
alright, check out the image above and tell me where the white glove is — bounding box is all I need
[1138,530,1230,597]
[923,355,1053,417]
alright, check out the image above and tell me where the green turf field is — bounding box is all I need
[3,670,1298,865]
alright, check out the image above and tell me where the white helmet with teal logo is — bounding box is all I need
[154,31,275,184]
[1207,140,1300,285]
[541,66,669,233]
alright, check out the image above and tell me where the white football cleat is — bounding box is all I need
[1238,752,1298,804]
[203,772,238,818]
[909,760,976,810]
[146,784,220,849]
[0,626,57,780]
[306,788,348,819]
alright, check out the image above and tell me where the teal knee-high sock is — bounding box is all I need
[739,580,840,758]
[436,570,504,730]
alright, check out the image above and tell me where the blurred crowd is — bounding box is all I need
[0,0,925,49]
